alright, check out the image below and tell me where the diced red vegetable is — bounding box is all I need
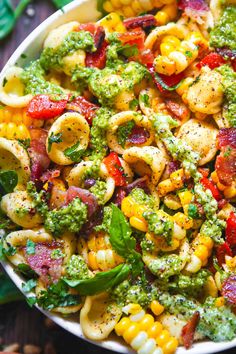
[165,98,190,120]
[198,167,210,177]
[118,30,145,51]
[222,275,236,304]
[147,64,184,93]
[103,152,127,187]
[226,212,236,248]
[181,311,200,349]
[86,41,108,69]
[124,15,157,30]
[218,128,236,149]
[216,242,233,266]
[67,96,99,125]
[215,148,236,186]
[27,94,68,120]
[196,52,226,70]
[200,177,222,201]
[127,126,150,145]
[139,49,154,66]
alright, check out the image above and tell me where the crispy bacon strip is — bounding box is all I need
[124,15,157,30]
[181,311,200,349]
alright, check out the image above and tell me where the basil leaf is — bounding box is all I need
[0,170,18,195]
[48,132,62,152]
[27,296,37,307]
[154,72,183,91]
[22,279,37,293]
[17,263,37,278]
[51,0,73,9]
[64,263,130,295]
[26,239,35,255]
[64,142,85,162]
[0,240,16,260]
[0,0,31,40]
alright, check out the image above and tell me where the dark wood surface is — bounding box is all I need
[0,1,235,353]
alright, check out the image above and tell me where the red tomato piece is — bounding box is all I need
[222,275,236,304]
[103,152,127,187]
[226,212,236,247]
[147,64,184,93]
[27,95,68,120]
[86,41,108,69]
[181,311,200,349]
[196,52,226,70]
[200,177,222,201]
[118,30,145,51]
[67,96,99,125]
[77,23,97,34]
[216,242,233,266]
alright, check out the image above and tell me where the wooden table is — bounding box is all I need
[0,1,235,353]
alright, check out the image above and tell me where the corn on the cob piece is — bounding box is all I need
[185,234,214,273]
[97,12,126,32]
[157,169,184,197]
[0,122,30,140]
[115,303,178,354]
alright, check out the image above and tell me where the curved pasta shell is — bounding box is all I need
[47,112,90,165]
[123,146,166,185]
[186,67,223,114]
[1,191,42,228]
[80,292,122,341]
[177,119,218,165]
[107,111,155,155]
[0,67,33,107]
[61,231,77,265]
[43,21,80,49]
[62,49,86,76]
[0,138,30,187]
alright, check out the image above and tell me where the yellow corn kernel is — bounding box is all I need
[168,51,188,74]
[0,123,7,136]
[139,0,153,11]
[160,42,175,56]
[88,251,99,270]
[162,35,181,47]
[215,297,225,307]
[123,5,136,17]
[173,212,193,229]
[162,2,177,21]
[198,236,214,250]
[152,0,163,7]
[133,204,147,220]
[121,196,135,218]
[125,303,142,314]
[115,317,131,336]
[176,77,194,96]
[170,169,184,189]
[111,0,122,8]
[154,56,176,75]
[178,190,193,206]
[150,300,164,316]
[187,32,208,52]
[103,1,115,12]
[224,184,236,199]
[147,322,163,338]
[211,171,219,183]
[130,216,148,232]
[157,179,175,197]
[131,0,144,13]
[160,0,176,4]
[123,322,140,343]
[156,329,170,347]
[17,124,31,139]
[97,12,125,33]
[120,0,132,4]
[139,314,155,330]
[194,244,209,262]
[162,337,178,354]
[155,11,169,25]
[164,194,181,210]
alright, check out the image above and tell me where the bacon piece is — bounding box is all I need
[222,275,236,304]
[165,98,190,120]
[29,129,50,184]
[124,15,157,30]
[215,148,236,186]
[40,169,60,183]
[127,126,150,145]
[77,23,105,50]
[86,41,108,69]
[67,96,99,125]
[181,311,200,349]
[216,242,233,266]
[218,128,236,149]
[78,207,104,238]
[25,242,63,285]
[66,186,98,217]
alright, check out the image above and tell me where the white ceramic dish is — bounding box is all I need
[0,1,236,353]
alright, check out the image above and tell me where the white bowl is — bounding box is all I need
[0,1,236,353]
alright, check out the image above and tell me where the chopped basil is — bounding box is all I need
[26,239,36,255]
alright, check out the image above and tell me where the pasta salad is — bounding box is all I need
[0,0,236,353]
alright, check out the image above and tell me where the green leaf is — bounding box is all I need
[17,263,37,278]
[154,72,183,91]
[64,263,130,295]
[0,0,31,40]
[0,239,16,260]
[26,239,35,255]
[48,132,63,152]
[51,0,73,9]
[64,142,86,162]
[22,279,37,293]
[0,272,23,304]
[0,170,18,195]
[27,296,37,307]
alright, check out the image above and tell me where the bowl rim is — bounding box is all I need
[1,1,236,353]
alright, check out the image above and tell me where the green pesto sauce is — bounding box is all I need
[21,60,64,95]
[143,211,174,246]
[148,254,183,279]
[90,180,107,205]
[168,270,209,297]
[71,65,95,94]
[117,120,135,148]
[66,255,91,280]
[94,206,112,232]
[111,280,151,308]
[44,197,87,236]
[130,188,155,209]
[210,6,236,51]
[90,107,113,153]
[40,31,96,71]
[217,65,236,127]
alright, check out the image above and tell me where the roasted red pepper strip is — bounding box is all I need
[196,52,226,70]
[200,177,222,201]
[216,242,233,266]
[181,311,200,349]
[226,212,236,247]
[118,30,145,51]
[147,64,184,93]
[103,152,127,187]
[27,94,68,120]
[86,41,108,69]
[67,96,99,125]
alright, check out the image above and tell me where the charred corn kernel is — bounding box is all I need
[139,314,155,330]
[224,184,236,199]
[88,251,99,270]
[173,212,193,229]
[130,216,148,232]
[121,196,136,218]
[170,169,184,189]
[0,122,30,140]
[194,244,209,262]
[178,190,193,206]
[123,323,141,343]
[164,194,181,210]
[156,329,170,347]
[150,300,164,316]
[115,317,131,336]
[215,297,225,307]
[157,179,175,197]
[160,42,175,56]
[162,337,178,354]
[97,12,126,32]
[154,56,176,75]
[155,11,169,25]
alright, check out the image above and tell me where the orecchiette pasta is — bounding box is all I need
[43,21,80,49]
